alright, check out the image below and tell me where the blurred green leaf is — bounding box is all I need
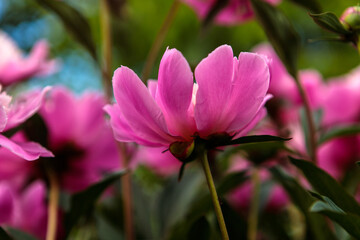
[311,198,360,239]
[217,135,290,148]
[270,166,336,240]
[318,124,360,144]
[5,228,38,240]
[309,12,352,35]
[0,227,13,240]
[167,171,247,239]
[288,0,321,13]
[251,0,300,77]
[290,157,360,215]
[34,0,98,61]
[64,170,126,236]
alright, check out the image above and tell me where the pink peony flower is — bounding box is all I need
[105,45,270,159]
[0,31,58,86]
[37,87,122,192]
[0,87,53,160]
[183,0,281,25]
[0,87,121,193]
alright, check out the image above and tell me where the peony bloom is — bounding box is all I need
[0,31,58,86]
[105,45,270,157]
[183,0,281,25]
[38,87,122,192]
[0,87,121,193]
[0,86,53,160]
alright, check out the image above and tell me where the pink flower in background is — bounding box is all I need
[38,87,121,192]
[253,43,324,124]
[133,146,182,176]
[227,157,289,214]
[105,45,270,153]
[0,31,58,86]
[0,87,53,160]
[0,180,49,240]
[320,66,360,127]
[183,0,281,25]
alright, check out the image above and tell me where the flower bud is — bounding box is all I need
[340,6,360,31]
[169,140,195,161]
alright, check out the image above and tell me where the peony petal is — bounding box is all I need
[156,48,195,138]
[194,45,234,135]
[0,105,7,132]
[0,134,53,160]
[147,80,158,99]
[225,52,270,133]
[112,67,176,145]
[5,87,51,131]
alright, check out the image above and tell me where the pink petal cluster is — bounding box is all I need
[0,87,53,160]
[183,0,281,25]
[0,31,58,86]
[105,45,270,151]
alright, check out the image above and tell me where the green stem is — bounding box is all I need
[294,74,318,163]
[200,151,229,240]
[118,142,135,240]
[247,167,260,240]
[141,0,180,82]
[46,170,59,240]
[100,0,113,100]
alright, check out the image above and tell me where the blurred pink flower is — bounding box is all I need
[317,136,359,180]
[38,87,122,192]
[183,0,281,25]
[0,87,53,160]
[227,157,289,214]
[253,43,324,124]
[0,180,49,240]
[105,45,270,151]
[0,31,58,86]
[133,146,182,176]
[320,66,360,127]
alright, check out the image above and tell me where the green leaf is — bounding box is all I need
[309,12,352,35]
[270,166,336,240]
[35,0,98,61]
[251,0,300,77]
[6,228,38,240]
[288,0,321,13]
[290,157,360,215]
[318,124,360,144]
[64,170,126,236]
[0,227,13,240]
[311,199,360,239]
[224,135,290,147]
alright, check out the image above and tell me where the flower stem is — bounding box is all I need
[294,75,318,163]
[247,167,260,240]
[141,0,180,82]
[118,142,135,240]
[46,169,59,240]
[100,0,113,100]
[200,151,229,240]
